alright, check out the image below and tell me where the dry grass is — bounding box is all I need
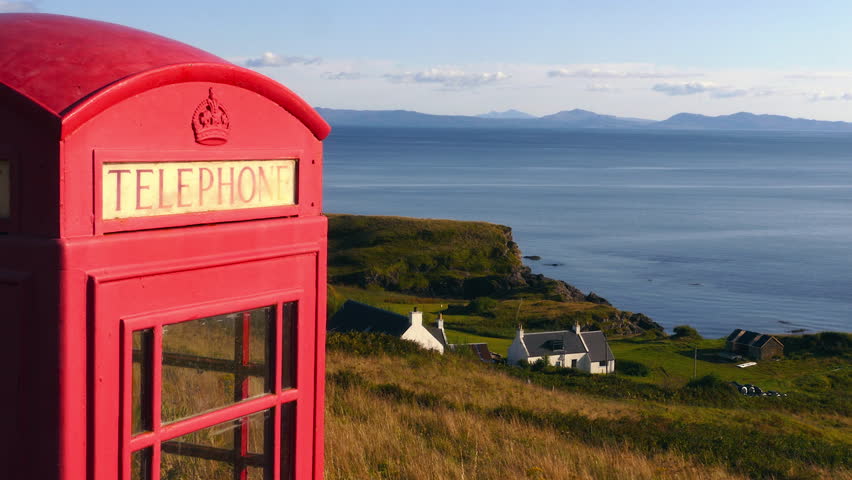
[331,351,637,421]
[324,351,749,480]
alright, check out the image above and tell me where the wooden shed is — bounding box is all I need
[726,329,784,360]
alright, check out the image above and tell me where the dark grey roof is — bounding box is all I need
[579,331,614,362]
[727,329,780,348]
[522,331,586,357]
[470,343,493,362]
[425,325,447,347]
[328,300,409,336]
[450,343,493,362]
[737,330,761,345]
[726,329,745,342]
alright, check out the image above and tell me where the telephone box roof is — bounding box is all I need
[0,13,330,139]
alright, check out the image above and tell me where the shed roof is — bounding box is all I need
[0,13,329,139]
[726,329,782,349]
[726,329,746,342]
[450,343,493,362]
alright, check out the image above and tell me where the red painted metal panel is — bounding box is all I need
[92,249,320,480]
[0,13,221,116]
[0,14,329,141]
[1,13,328,480]
[0,272,28,478]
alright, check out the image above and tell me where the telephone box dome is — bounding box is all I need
[0,13,330,139]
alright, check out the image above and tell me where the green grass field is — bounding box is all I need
[330,285,850,399]
[611,336,850,392]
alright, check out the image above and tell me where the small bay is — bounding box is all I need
[323,126,852,338]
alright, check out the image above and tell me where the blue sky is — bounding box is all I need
[6,1,852,120]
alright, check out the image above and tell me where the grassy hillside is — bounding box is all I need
[328,214,524,297]
[324,214,850,479]
[327,214,640,308]
[325,334,851,480]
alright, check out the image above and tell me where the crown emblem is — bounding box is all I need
[192,88,230,146]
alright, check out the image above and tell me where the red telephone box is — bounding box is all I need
[0,14,330,480]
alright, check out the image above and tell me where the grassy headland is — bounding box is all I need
[328,214,663,337]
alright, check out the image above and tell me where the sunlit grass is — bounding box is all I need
[324,345,851,480]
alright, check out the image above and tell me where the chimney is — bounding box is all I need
[437,312,444,330]
[574,322,581,335]
[517,323,524,338]
[409,307,423,327]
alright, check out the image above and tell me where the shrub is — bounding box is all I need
[328,369,367,390]
[468,296,498,316]
[784,331,851,358]
[615,359,649,377]
[530,357,549,372]
[672,325,702,340]
[326,332,428,357]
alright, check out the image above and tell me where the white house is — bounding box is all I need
[401,308,447,353]
[507,323,615,374]
[328,300,447,353]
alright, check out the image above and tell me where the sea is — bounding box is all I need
[323,126,852,338]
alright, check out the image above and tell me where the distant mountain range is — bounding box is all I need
[315,107,852,132]
[476,109,537,120]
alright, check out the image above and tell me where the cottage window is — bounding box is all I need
[127,301,298,480]
[599,360,607,367]
[571,359,578,368]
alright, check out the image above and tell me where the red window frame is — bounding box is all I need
[120,290,302,480]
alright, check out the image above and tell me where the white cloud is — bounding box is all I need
[786,72,852,80]
[244,52,321,68]
[709,88,749,99]
[652,82,758,99]
[652,82,718,95]
[807,91,852,102]
[322,72,363,80]
[585,83,620,93]
[548,66,698,79]
[0,0,38,12]
[384,68,510,89]
[251,56,852,121]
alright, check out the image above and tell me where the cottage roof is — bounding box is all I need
[579,331,614,362]
[328,300,409,337]
[328,300,447,346]
[425,325,448,347]
[522,330,586,357]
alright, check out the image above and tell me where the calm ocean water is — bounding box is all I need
[323,126,852,338]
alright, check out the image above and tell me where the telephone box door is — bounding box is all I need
[91,252,319,480]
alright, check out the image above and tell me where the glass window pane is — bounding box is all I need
[161,409,272,480]
[132,329,153,434]
[281,302,297,389]
[280,402,295,480]
[131,448,151,480]
[161,306,274,423]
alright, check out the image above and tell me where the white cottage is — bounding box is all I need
[401,308,447,353]
[328,300,447,353]
[507,324,615,374]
